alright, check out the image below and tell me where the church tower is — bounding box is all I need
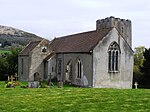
[96,16,132,47]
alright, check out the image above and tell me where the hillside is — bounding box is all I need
[0,25,43,48]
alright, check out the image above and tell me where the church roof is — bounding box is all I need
[49,28,112,53]
[44,52,56,61]
[19,41,41,56]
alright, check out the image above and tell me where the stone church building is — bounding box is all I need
[18,16,133,88]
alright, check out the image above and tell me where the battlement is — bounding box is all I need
[96,16,132,46]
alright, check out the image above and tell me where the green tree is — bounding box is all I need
[134,46,145,66]
[0,54,9,80]
[0,47,22,80]
[133,46,145,84]
[6,48,22,76]
[140,48,150,88]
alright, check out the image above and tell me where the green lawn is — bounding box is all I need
[0,81,150,112]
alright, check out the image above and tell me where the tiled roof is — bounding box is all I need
[49,28,112,53]
[19,41,41,56]
[44,52,55,61]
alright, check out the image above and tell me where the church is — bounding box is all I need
[18,16,133,88]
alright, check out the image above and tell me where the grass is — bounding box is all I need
[0,81,150,112]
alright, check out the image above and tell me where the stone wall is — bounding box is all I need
[93,28,133,89]
[56,53,93,87]
[29,40,50,81]
[18,56,30,81]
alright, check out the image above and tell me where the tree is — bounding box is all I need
[134,46,145,66]
[6,48,22,76]
[133,46,145,84]
[0,47,22,80]
[0,54,9,80]
[140,48,150,88]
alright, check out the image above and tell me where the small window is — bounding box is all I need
[41,46,47,52]
[21,58,24,74]
[108,42,120,72]
[58,59,62,76]
[77,59,82,78]
[52,66,54,72]
[121,27,123,33]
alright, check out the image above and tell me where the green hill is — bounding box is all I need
[0,25,43,48]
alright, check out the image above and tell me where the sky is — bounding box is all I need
[0,0,150,48]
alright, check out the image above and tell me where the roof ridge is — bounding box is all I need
[49,28,112,53]
[56,30,97,39]
[19,40,41,56]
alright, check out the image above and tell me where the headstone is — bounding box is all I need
[58,80,63,88]
[28,81,40,88]
[8,75,15,82]
[134,82,138,89]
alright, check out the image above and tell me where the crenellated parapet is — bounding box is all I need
[96,16,132,46]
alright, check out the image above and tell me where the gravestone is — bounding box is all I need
[28,81,40,88]
[134,82,138,89]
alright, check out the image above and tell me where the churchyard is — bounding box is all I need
[0,81,150,112]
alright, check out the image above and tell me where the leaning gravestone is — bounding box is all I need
[28,81,40,88]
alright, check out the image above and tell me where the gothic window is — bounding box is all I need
[108,42,120,72]
[77,59,82,78]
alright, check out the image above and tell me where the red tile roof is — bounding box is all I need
[49,28,111,53]
[19,41,41,56]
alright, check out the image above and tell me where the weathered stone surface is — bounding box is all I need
[28,81,40,88]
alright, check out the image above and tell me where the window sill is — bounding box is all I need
[108,71,119,73]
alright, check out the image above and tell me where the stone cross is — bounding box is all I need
[8,75,15,82]
[134,82,138,89]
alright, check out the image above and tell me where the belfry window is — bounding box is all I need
[108,42,120,72]
[41,46,47,52]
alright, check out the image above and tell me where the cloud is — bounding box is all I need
[0,0,150,47]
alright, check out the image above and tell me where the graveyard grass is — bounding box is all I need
[0,82,150,112]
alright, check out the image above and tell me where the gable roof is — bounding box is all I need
[44,52,55,61]
[49,28,112,53]
[19,41,41,56]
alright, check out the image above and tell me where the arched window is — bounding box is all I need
[77,59,82,78]
[108,42,120,72]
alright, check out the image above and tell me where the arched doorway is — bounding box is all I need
[33,72,40,81]
[65,60,72,83]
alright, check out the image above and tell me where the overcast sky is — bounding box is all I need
[0,0,150,48]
